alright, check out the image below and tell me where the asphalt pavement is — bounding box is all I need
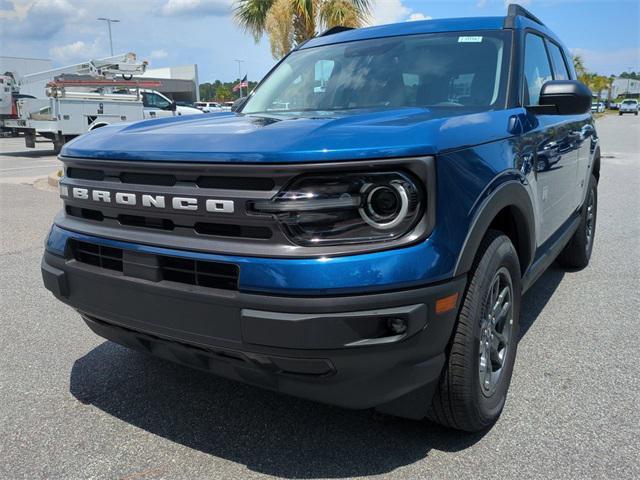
[1,115,639,480]
[0,137,60,183]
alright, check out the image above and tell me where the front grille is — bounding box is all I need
[118,214,175,231]
[69,240,239,291]
[64,205,271,240]
[58,156,433,258]
[70,240,123,271]
[65,167,274,190]
[160,256,239,290]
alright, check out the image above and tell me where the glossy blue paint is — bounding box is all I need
[61,108,519,162]
[47,225,457,295]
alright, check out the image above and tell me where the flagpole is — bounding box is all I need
[234,59,245,98]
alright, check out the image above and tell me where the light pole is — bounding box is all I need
[97,17,120,56]
[626,66,632,99]
[234,59,245,98]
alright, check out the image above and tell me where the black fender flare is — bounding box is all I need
[454,181,536,276]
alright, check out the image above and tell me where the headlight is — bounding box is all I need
[250,171,423,246]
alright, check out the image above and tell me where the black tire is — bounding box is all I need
[557,174,598,269]
[428,230,521,432]
[536,157,549,172]
[619,112,622,116]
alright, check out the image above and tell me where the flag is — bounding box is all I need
[233,74,248,92]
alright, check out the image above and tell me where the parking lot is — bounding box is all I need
[1,114,638,479]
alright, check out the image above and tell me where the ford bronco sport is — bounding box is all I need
[42,5,599,431]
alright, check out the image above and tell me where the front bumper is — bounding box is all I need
[42,235,466,416]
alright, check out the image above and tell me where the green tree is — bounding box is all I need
[572,53,588,84]
[215,84,233,101]
[234,0,372,59]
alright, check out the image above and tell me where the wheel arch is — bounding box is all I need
[454,181,536,277]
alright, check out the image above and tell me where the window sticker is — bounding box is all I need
[458,36,483,43]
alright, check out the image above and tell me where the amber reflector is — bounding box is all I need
[435,293,459,314]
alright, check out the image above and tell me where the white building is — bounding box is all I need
[140,64,200,102]
[0,56,52,98]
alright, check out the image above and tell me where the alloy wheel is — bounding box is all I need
[478,267,514,397]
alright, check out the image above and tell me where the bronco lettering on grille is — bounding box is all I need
[60,186,235,213]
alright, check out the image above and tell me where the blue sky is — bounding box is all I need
[1,0,638,83]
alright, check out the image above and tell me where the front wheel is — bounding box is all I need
[428,231,521,432]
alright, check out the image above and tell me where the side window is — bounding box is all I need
[523,33,553,105]
[153,94,171,109]
[547,42,570,80]
[143,92,171,109]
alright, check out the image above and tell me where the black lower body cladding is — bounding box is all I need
[42,250,465,416]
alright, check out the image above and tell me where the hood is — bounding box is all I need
[61,108,516,163]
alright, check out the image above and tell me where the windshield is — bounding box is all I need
[242,31,509,115]
[622,100,637,105]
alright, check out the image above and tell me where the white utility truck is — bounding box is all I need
[1,53,201,152]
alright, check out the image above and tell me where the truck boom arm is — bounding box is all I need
[16,53,146,86]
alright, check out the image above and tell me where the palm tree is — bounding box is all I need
[572,53,588,84]
[235,0,372,59]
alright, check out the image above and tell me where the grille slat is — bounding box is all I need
[69,240,239,291]
[66,167,275,191]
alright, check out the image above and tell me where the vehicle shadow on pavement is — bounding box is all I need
[70,343,486,477]
[1,149,57,158]
[519,263,565,340]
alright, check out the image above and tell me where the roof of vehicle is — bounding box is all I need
[301,5,563,50]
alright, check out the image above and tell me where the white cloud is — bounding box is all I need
[408,13,432,21]
[1,0,86,39]
[161,0,231,17]
[50,39,101,63]
[370,0,431,25]
[150,49,168,59]
[476,0,487,7]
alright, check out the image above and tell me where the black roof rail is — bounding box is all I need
[319,26,354,37]
[504,3,545,28]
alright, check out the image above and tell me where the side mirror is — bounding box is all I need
[231,97,246,112]
[169,101,177,112]
[528,80,592,115]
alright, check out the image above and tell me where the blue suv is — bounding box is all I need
[42,5,599,431]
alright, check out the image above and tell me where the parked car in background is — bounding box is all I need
[195,101,225,112]
[619,99,639,115]
[591,101,605,113]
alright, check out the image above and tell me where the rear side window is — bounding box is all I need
[523,33,553,105]
[547,42,570,80]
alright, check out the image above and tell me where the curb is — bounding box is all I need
[48,169,62,188]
